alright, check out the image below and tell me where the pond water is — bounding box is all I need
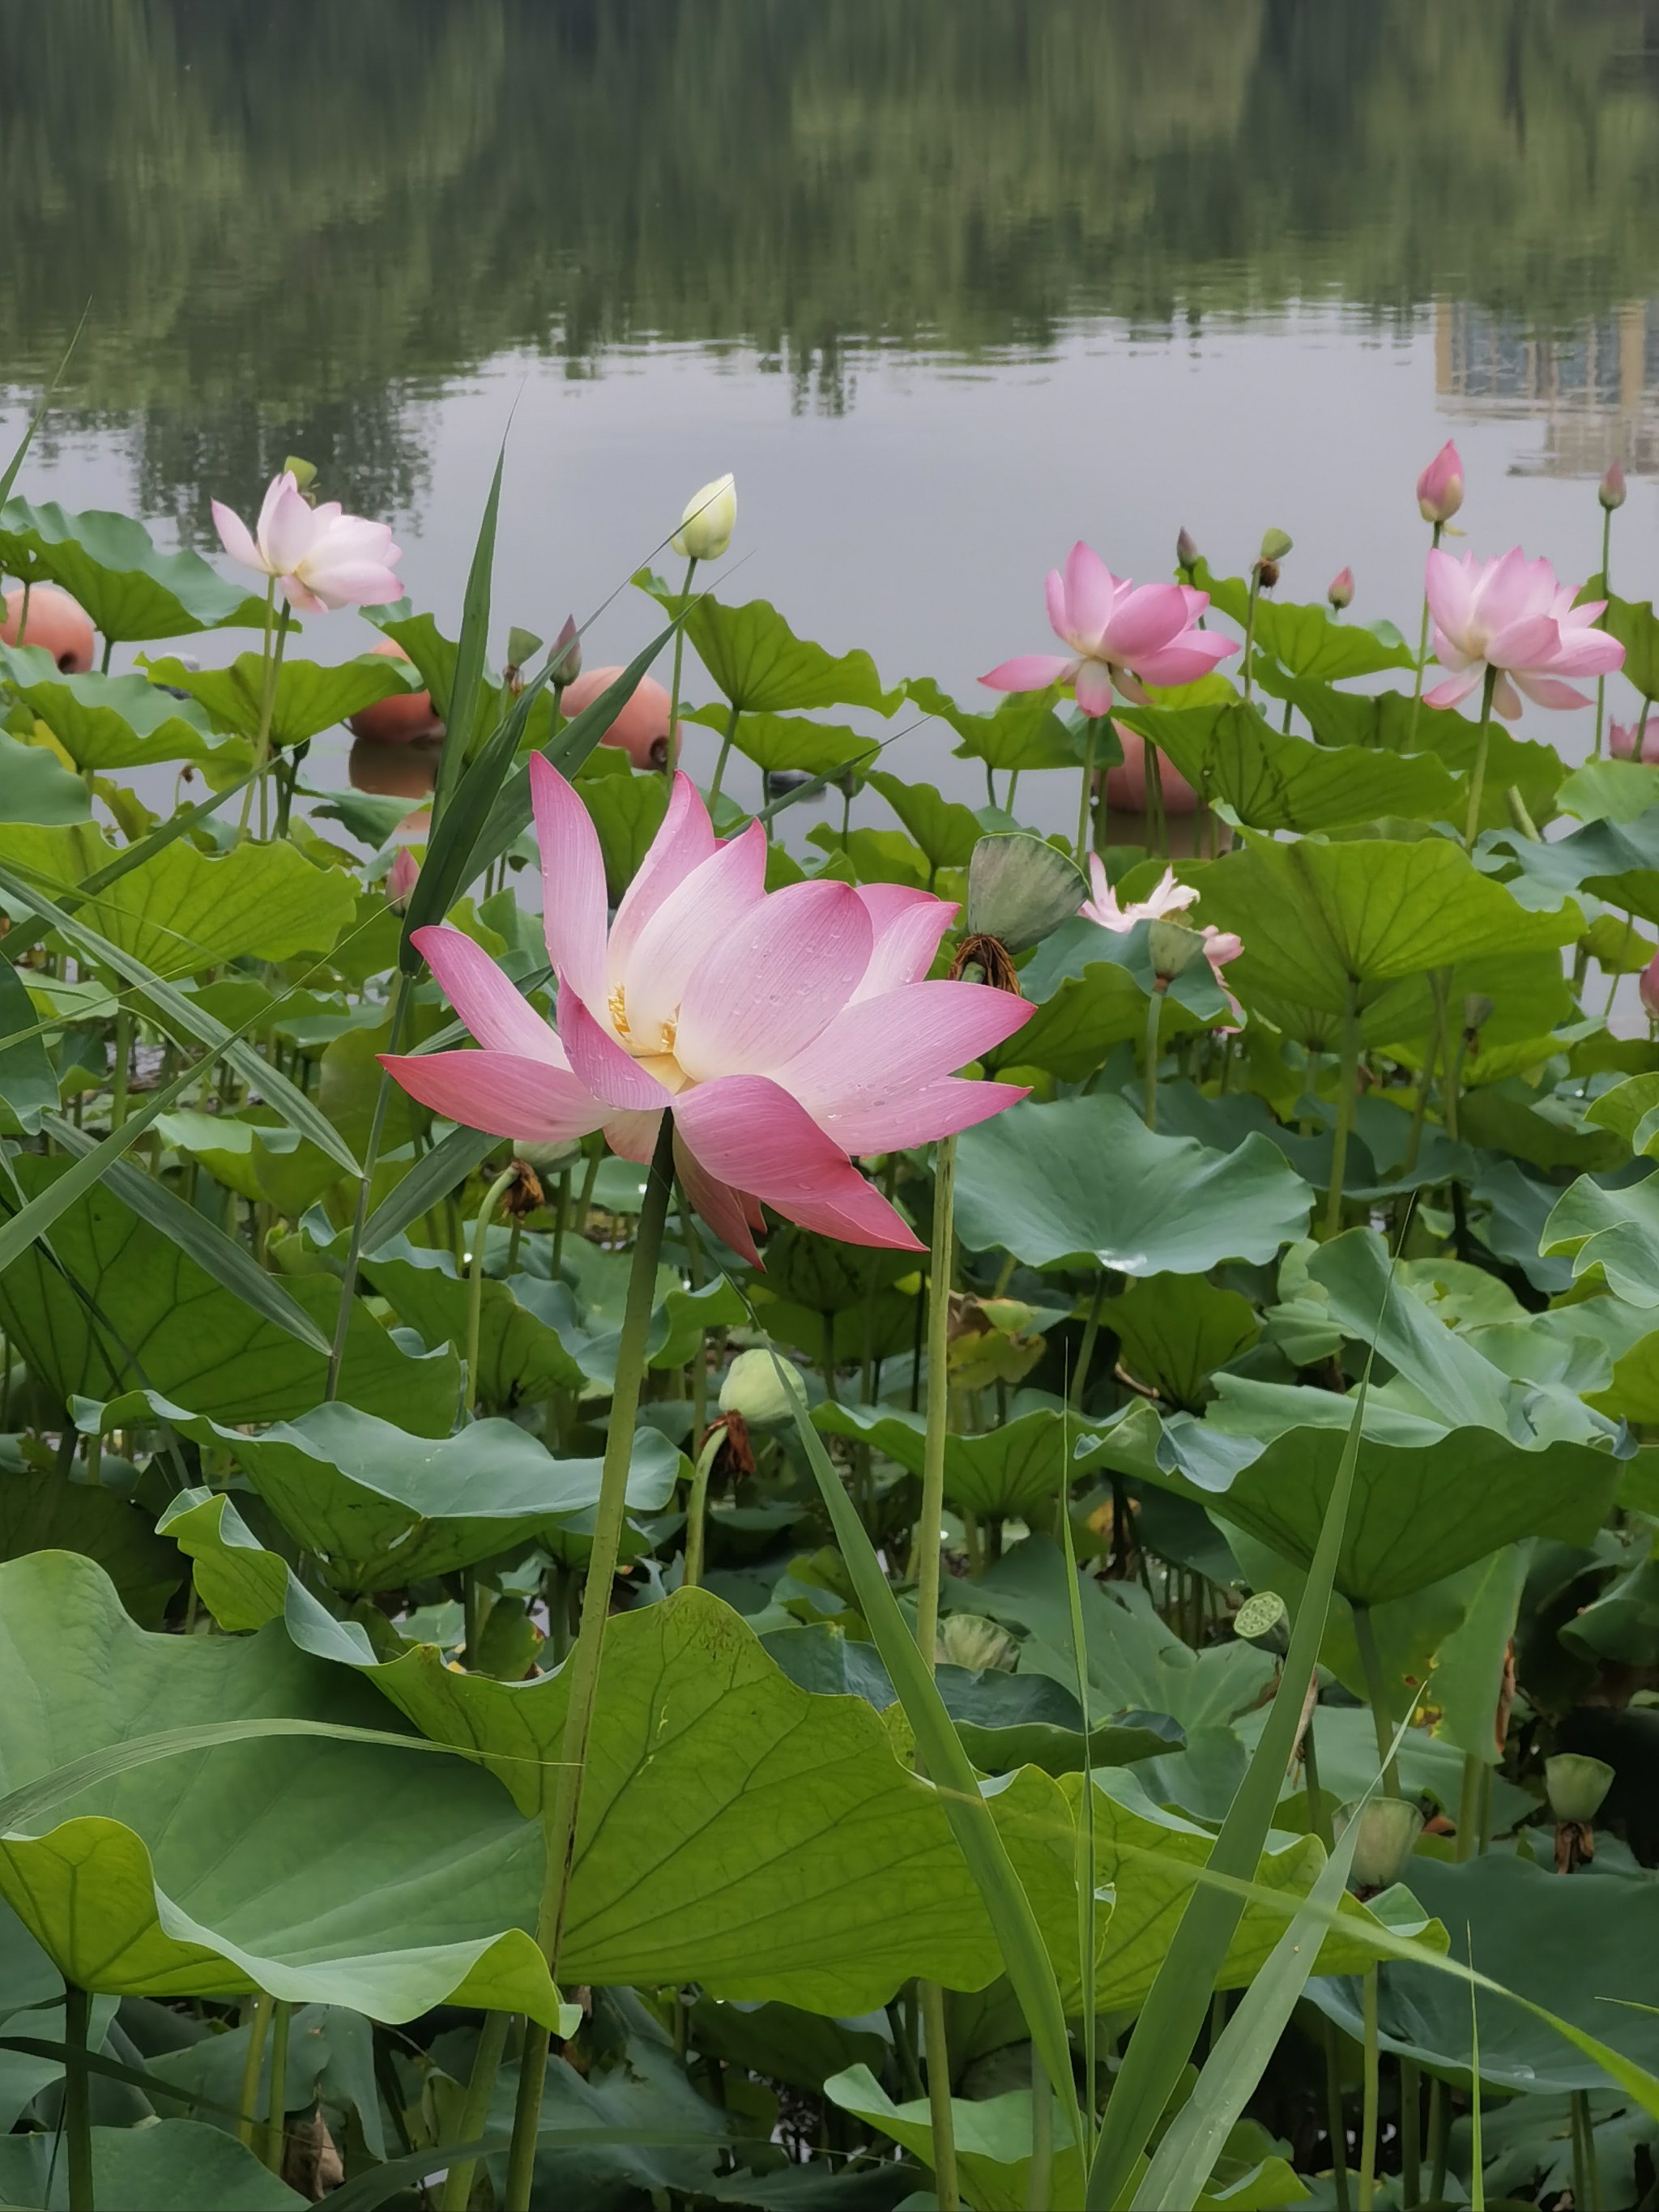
[5,0,1659,820]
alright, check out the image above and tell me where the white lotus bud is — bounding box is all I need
[671,472,737,561]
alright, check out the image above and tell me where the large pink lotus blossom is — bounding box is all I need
[381,761,1033,1260]
[1416,441,1465,526]
[212,471,403,613]
[982,541,1235,715]
[1422,547,1625,718]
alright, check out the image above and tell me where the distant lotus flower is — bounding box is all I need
[1600,461,1627,513]
[1079,857,1198,932]
[551,614,582,686]
[1201,925,1244,1021]
[982,540,1236,715]
[1641,953,1659,1024]
[1328,566,1354,611]
[1608,719,1659,764]
[213,470,403,613]
[1175,526,1200,570]
[1422,546,1625,717]
[671,472,737,561]
[385,845,420,912]
[1417,440,1465,526]
[381,761,1032,1261]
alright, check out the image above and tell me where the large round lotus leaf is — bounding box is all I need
[0,1550,557,2024]
[0,645,244,774]
[1542,1170,1659,1306]
[813,1395,1128,1522]
[1309,1852,1659,2095]
[0,498,267,641]
[1192,829,1578,1021]
[0,2120,303,2210]
[144,651,410,750]
[953,1094,1313,1276]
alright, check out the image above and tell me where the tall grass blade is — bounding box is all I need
[773,1342,1083,2159]
[428,441,505,833]
[0,302,88,506]
[1058,1410,1098,2168]
[360,1124,499,1255]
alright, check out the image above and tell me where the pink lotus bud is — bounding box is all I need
[386,845,420,913]
[1641,951,1659,1024]
[1600,461,1627,513]
[551,614,582,687]
[1610,720,1638,761]
[1416,440,1464,526]
[1328,566,1354,611]
[1175,526,1199,571]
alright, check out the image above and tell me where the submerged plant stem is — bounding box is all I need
[505,1115,677,2212]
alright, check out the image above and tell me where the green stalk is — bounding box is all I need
[1572,2087,1598,2212]
[1072,1271,1107,1409]
[1428,2078,1448,2202]
[235,584,290,847]
[1324,984,1361,1238]
[465,1161,519,1417]
[920,1980,960,2212]
[1351,1605,1401,1797]
[1593,505,1614,759]
[1324,2015,1351,2212]
[1242,572,1261,703]
[64,1983,94,2212]
[504,1116,677,2212]
[708,699,741,809]
[324,974,411,1400]
[1407,519,1444,748]
[437,2010,510,2212]
[1075,716,1100,868]
[682,1423,725,1592]
[1026,2042,1055,2211]
[237,1993,275,2149]
[109,1006,134,1130]
[1401,2057,1421,2210]
[1462,664,1499,849]
[1144,737,1167,858]
[665,556,697,786]
[1358,1968,1380,2212]
[261,1998,291,2174]
[1456,1750,1483,1862]
[1141,987,1162,1131]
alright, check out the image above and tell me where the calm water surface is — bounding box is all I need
[6,0,1659,820]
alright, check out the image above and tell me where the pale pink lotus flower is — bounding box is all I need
[1422,547,1625,718]
[1201,926,1244,1024]
[1079,856,1199,932]
[1609,719,1659,764]
[1417,441,1465,526]
[380,760,1033,1260]
[982,540,1236,716]
[384,846,420,912]
[212,471,403,613]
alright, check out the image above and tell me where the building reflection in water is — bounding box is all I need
[1435,298,1659,479]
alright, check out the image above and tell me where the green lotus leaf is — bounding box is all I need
[681,701,875,777]
[1481,807,1659,924]
[1192,829,1580,1023]
[0,1156,459,1431]
[1555,757,1659,826]
[143,651,411,750]
[0,499,267,641]
[1107,1272,1261,1409]
[0,1468,181,1626]
[953,1094,1313,1276]
[146,1398,680,1592]
[813,1394,1123,1524]
[1585,1070,1659,1158]
[581,769,670,899]
[983,918,1223,1080]
[1193,568,1413,683]
[0,729,92,825]
[906,675,1080,772]
[1120,700,1459,833]
[646,586,902,715]
[0,646,246,773]
[1311,1851,1659,2095]
[1542,1170,1659,1306]
[360,1238,588,1405]
[826,2067,1084,2212]
[0,1550,558,2023]
[865,770,987,870]
[0,821,355,974]
[757,1225,919,1315]
[0,2120,304,2211]
[1593,583,1659,704]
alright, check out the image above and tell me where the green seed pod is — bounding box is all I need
[1259,526,1294,564]
[1337,1796,1424,1890]
[966,832,1087,955]
[1546,1753,1614,1826]
[719,1347,809,1429]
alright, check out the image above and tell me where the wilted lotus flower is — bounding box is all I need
[1416,439,1465,526]
[982,540,1236,715]
[1640,952,1659,1023]
[1328,566,1355,611]
[384,845,419,914]
[1422,547,1624,717]
[1609,719,1659,764]
[672,472,737,561]
[1600,460,1627,513]
[381,761,1033,1261]
[1079,857,1198,932]
[213,471,403,613]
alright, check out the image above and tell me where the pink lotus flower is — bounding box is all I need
[380,761,1033,1260]
[1417,441,1465,526]
[1080,857,1199,932]
[982,541,1235,716]
[1610,719,1659,764]
[1642,952,1659,1024]
[1328,566,1354,612]
[384,845,420,912]
[212,471,403,614]
[1422,547,1625,718]
[1201,927,1243,1024]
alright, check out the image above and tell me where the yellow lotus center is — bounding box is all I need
[608,982,693,1093]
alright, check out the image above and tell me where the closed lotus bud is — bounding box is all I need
[1175,526,1200,572]
[1600,460,1627,513]
[1416,439,1464,525]
[1258,527,1294,565]
[1640,952,1659,1023]
[671,471,737,561]
[936,1613,1019,1674]
[1338,1796,1424,1890]
[719,1345,808,1428]
[1327,566,1354,611]
[384,845,419,913]
[550,614,582,688]
[1146,916,1211,983]
[1546,1753,1614,1825]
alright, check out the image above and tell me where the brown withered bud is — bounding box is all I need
[1555,1819,1596,1875]
[702,1409,757,1483]
[949,933,1022,995]
[1255,558,1281,590]
[502,1158,546,1220]
[1493,1636,1516,1752]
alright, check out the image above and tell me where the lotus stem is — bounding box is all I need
[1400,2059,1421,2207]
[1462,664,1499,849]
[324,972,412,1400]
[64,1983,94,2212]
[1407,519,1443,747]
[1145,738,1167,856]
[708,699,741,809]
[1072,1270,1107,1408]
[1075,717,1098,868]
[261,1997,291,2173]
[1026,2040,1054,2211]
[1350,1604,1401,1797]
[1324,2014,1351,2212]
[666,555,697,788]
[682,1422,725,1592]
[1357,1967,1380,2212]
[920,1979,960,2212]
[465,1161,520,1417]
[109,1006,133,1130]
[1572,2087,1599,2212]
[437,2010,510,2212]
[1324,986,1361,1238]
[505,1115,677,2212]
[237,1992,275,2149]
[1141,987,1162,1132]
[1427,2079,1448,2202]
[1242,573,1260,703]
[1593,504,1613,758]
[236,581,289,847]
[1455,1748,1483,1862]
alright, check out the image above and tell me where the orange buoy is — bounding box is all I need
[561,665,676,769]
[347,638,444,744]
[2,585,96,673]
